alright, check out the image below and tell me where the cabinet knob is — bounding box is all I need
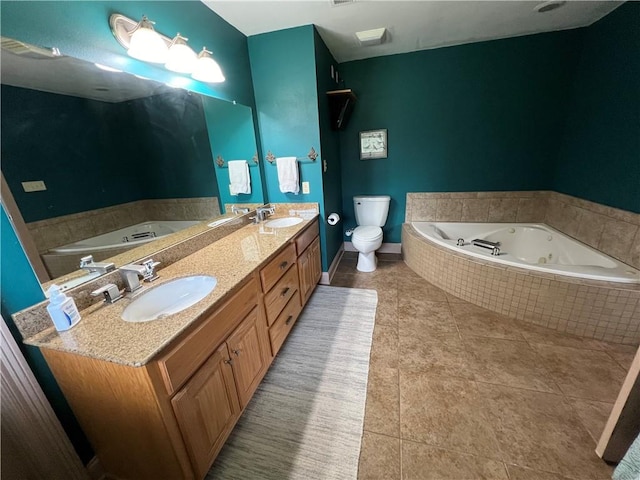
[279,261,288,270]
[281,287,290,297]
[285,315,293,325]
[224,358,233,365]
[233,349,241,356]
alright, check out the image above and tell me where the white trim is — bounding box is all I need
[320,244,344,285]
[343,241,402,254]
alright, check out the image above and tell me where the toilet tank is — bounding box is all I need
[353,195,391,226]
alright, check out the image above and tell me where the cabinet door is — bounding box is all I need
[298,236,321,306]
[227,308,268,408]
[171,344,240,479]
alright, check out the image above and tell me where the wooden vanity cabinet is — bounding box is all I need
[296,220,321,306]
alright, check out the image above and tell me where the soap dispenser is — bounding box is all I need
[46,285,81,331]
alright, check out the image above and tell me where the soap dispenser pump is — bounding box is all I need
[46,285,81,332]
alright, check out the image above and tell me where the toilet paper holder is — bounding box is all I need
[327,213,341,226]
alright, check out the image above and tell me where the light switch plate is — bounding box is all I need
[302,181,310,194]
[22,180,47,192]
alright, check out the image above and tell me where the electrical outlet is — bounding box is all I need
[302,181,310,194]
[22,180,47,192]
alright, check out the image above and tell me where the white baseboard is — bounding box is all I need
[320,244,344,285]
[343,242,402,254]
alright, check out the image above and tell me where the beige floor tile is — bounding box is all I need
[376,289,398,327]
[451,303,526,341]
[478,383,612,479]
[445,292,467,303]
[605,349,636,371]
[370,324,399,369]
[531,343,627,402]
[399,372,501,459]
[401,441,508,480]
[399,333,474,379]
[397,277,448,303]
[463,337,560,393]
[398,300,458,336]
[364,367,400,437]
[506,464,585,480]
[358,432,400,480]
[568,398,614,444]
[519,324,607,351]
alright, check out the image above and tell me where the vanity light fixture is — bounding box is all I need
[109,13,225,83]
[165,33,197,73]
[191,47,225,83]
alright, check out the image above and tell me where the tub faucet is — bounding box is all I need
[457,238,465,246]
[119,259,161,292]
[80,255,115,274]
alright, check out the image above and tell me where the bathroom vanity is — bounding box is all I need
[25,217,321,480]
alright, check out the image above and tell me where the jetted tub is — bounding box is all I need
[413,222,640,284]
[49,220,201,254]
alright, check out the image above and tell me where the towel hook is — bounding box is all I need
[215,155,225,168]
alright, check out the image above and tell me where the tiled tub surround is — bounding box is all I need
[405,191,640,270]
[27,197,221,254]
[403,224,640,344]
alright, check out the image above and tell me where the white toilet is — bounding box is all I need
[352,195,391,272]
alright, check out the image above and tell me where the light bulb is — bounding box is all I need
[191,47,225,83]
[165,33,197,73]
[127,16,168,64]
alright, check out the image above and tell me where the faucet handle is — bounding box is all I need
[80,255,94,268]
[91,284,123,304]
[142,259,160,282]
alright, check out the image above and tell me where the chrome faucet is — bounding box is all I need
[90,283,123,304]
[256,206,275,222]
[80,255,115,274]
[119,259,161,292]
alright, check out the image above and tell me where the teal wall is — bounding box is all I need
[0,1,256,105]
[554,1,640,213]
[314,28,344,269]
[202,98,265,207]
[248,26,331,269]
[0,207,94,463]
[2,86,220,222]
[339,30,585,242]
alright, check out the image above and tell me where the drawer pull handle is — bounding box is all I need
[279,261,288,270]
[224,358,233,365]
[285,315,293,325]
[233,349,241,356]
[281,287,290,297]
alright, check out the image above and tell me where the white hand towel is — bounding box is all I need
[228,160,251,195]
[276,157,299,194]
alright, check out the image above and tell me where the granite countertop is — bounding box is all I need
[25,216,317,367]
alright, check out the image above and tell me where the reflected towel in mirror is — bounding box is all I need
[228,160,251,195]
[276,157,299,194]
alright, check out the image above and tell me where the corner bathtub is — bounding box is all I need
[402,222,640,344]
[416,222,639,284]
[42,220,200,279]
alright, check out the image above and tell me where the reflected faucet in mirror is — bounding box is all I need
[0,36,265,292]
[79,255,115,275]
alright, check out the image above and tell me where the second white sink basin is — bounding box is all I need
[264,217,304,228]
[122,275,217,322]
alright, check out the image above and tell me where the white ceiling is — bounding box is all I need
[203,0,622,63]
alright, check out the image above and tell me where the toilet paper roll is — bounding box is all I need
[327,213,340,226]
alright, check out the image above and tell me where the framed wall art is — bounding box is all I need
[359,129,387,160]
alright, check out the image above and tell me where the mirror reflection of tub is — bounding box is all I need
[0,36,264,289]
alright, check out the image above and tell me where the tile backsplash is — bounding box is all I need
[406,191,640,269]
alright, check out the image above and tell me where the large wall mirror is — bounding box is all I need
[1,36,265,290]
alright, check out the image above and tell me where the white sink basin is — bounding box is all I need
[122,275,217,322]
[264,217,304,228]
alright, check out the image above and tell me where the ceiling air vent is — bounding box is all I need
[330,0,355,7]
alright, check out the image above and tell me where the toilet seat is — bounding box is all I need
[353,226,383,242]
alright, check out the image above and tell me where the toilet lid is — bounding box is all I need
[353,226,383,241]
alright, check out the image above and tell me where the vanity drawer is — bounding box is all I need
[264,265,300,326]
[260,243,296,293]
[157,277,258,395]
[268,293,302,357]
[295,219,319,255]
